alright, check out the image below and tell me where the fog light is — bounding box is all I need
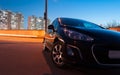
[67,46,74,56]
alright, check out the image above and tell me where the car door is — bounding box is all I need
[44,20,57,50]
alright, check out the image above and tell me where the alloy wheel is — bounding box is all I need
[52,43,64,66]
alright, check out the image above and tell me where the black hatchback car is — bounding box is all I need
[43,17,120,68]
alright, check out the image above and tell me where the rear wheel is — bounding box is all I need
[51,42,67,68]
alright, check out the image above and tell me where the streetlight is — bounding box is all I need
[44,0,48,32]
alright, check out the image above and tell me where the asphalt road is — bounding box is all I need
[0,36,120,75]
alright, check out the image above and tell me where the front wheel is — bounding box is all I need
[51,42,67,68]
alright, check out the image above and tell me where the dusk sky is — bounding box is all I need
[0,0,120,28]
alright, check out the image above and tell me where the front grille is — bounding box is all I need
[92,44,120,64]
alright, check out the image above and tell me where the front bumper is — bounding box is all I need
[63,40,120,66]
[92,44,120,66]
[63,41,94,65]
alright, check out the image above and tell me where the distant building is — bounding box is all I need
[0,9,24,30]
[15,12,24,29]
[28,15,50,30]
[28,16,37,30]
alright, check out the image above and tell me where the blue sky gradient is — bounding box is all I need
[0,0,120,28]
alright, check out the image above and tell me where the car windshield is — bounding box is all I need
[61,18,103,29]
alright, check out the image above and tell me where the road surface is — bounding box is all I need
[0,36,120,75]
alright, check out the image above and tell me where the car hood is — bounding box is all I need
[66,26,120,43]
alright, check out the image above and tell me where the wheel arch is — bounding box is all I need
[53,37,65,44]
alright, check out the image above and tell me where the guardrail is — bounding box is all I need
[0,30,45,38]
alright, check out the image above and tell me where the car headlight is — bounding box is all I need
[63,28,94,41]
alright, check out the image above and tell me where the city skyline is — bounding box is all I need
[1,0,120,28]
[0,9,24,30]
[0,9,47,30]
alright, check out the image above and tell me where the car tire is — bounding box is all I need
[51,41,67,68]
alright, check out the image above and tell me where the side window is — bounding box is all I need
[47,19,56,34]
[47,19,59,34]
[47,27,53,34]
[53,19,59,31]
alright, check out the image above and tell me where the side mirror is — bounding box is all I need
[48,25,55,32]
[48,25,54,29]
